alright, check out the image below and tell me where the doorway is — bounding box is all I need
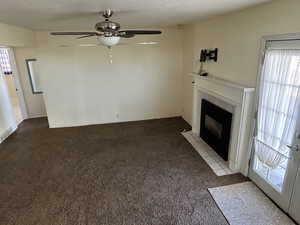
[249,34,300,224]
[0,47,27,125]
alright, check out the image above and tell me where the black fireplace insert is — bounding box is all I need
[200,99,232,161]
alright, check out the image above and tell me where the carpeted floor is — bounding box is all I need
[0,117,247,225]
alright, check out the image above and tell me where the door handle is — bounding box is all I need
[287,145,299,152]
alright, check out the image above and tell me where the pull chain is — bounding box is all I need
[108,47,113,64]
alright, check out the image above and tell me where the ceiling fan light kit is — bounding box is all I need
[99,36,120,47]
[50,9,162,48]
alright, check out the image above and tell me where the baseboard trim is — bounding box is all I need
[28,114,47,119]
[0,125,18,144]
[182,116,192,126]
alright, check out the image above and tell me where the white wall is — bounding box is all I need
[34,27,183,128]
[182,25,195,124]
[0,23,35,140]
[14,48,47,118]
[182,0,300,124]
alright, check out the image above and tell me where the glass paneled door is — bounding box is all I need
[249,38,300,219]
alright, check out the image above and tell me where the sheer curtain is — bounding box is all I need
[255,49,300,169]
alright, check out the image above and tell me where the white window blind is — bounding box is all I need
[0,48,13,75]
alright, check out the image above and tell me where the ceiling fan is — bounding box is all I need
[51,9,162,48]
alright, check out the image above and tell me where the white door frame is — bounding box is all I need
[7,47,29,122]
[248,32,300,212]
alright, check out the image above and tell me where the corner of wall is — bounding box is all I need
[181,24,196,125]
[0,125,18,144]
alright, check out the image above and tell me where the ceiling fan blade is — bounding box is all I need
[118,33,135,38]
[119,30,162,36]
[50,32,100,36]
[76,34,98,39]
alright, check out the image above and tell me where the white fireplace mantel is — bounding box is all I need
[190,73,255,175]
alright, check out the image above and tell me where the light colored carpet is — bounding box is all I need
[208,182,295,225]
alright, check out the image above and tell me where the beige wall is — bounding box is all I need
[34,28,183,128]
[182,0,300,124]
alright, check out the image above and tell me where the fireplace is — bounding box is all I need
[191,74,255,175]
[200,99,232,161]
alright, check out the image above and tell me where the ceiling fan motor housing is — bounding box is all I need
[95,20,120,35]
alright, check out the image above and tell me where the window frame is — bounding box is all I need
[25,58,43,94]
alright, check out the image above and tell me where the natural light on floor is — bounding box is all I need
[254,155,288,192]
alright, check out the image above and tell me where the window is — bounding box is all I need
[26,59,43,94]
[0,48,13,75]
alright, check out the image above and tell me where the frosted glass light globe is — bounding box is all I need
[99,36,120,47]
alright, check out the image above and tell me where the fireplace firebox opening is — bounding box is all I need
[200,99,232,161]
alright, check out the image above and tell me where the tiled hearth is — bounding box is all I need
[182,131,236,176]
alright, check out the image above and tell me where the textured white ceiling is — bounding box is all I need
[0,0,271,31]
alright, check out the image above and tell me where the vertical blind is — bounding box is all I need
[0,48,13,75]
